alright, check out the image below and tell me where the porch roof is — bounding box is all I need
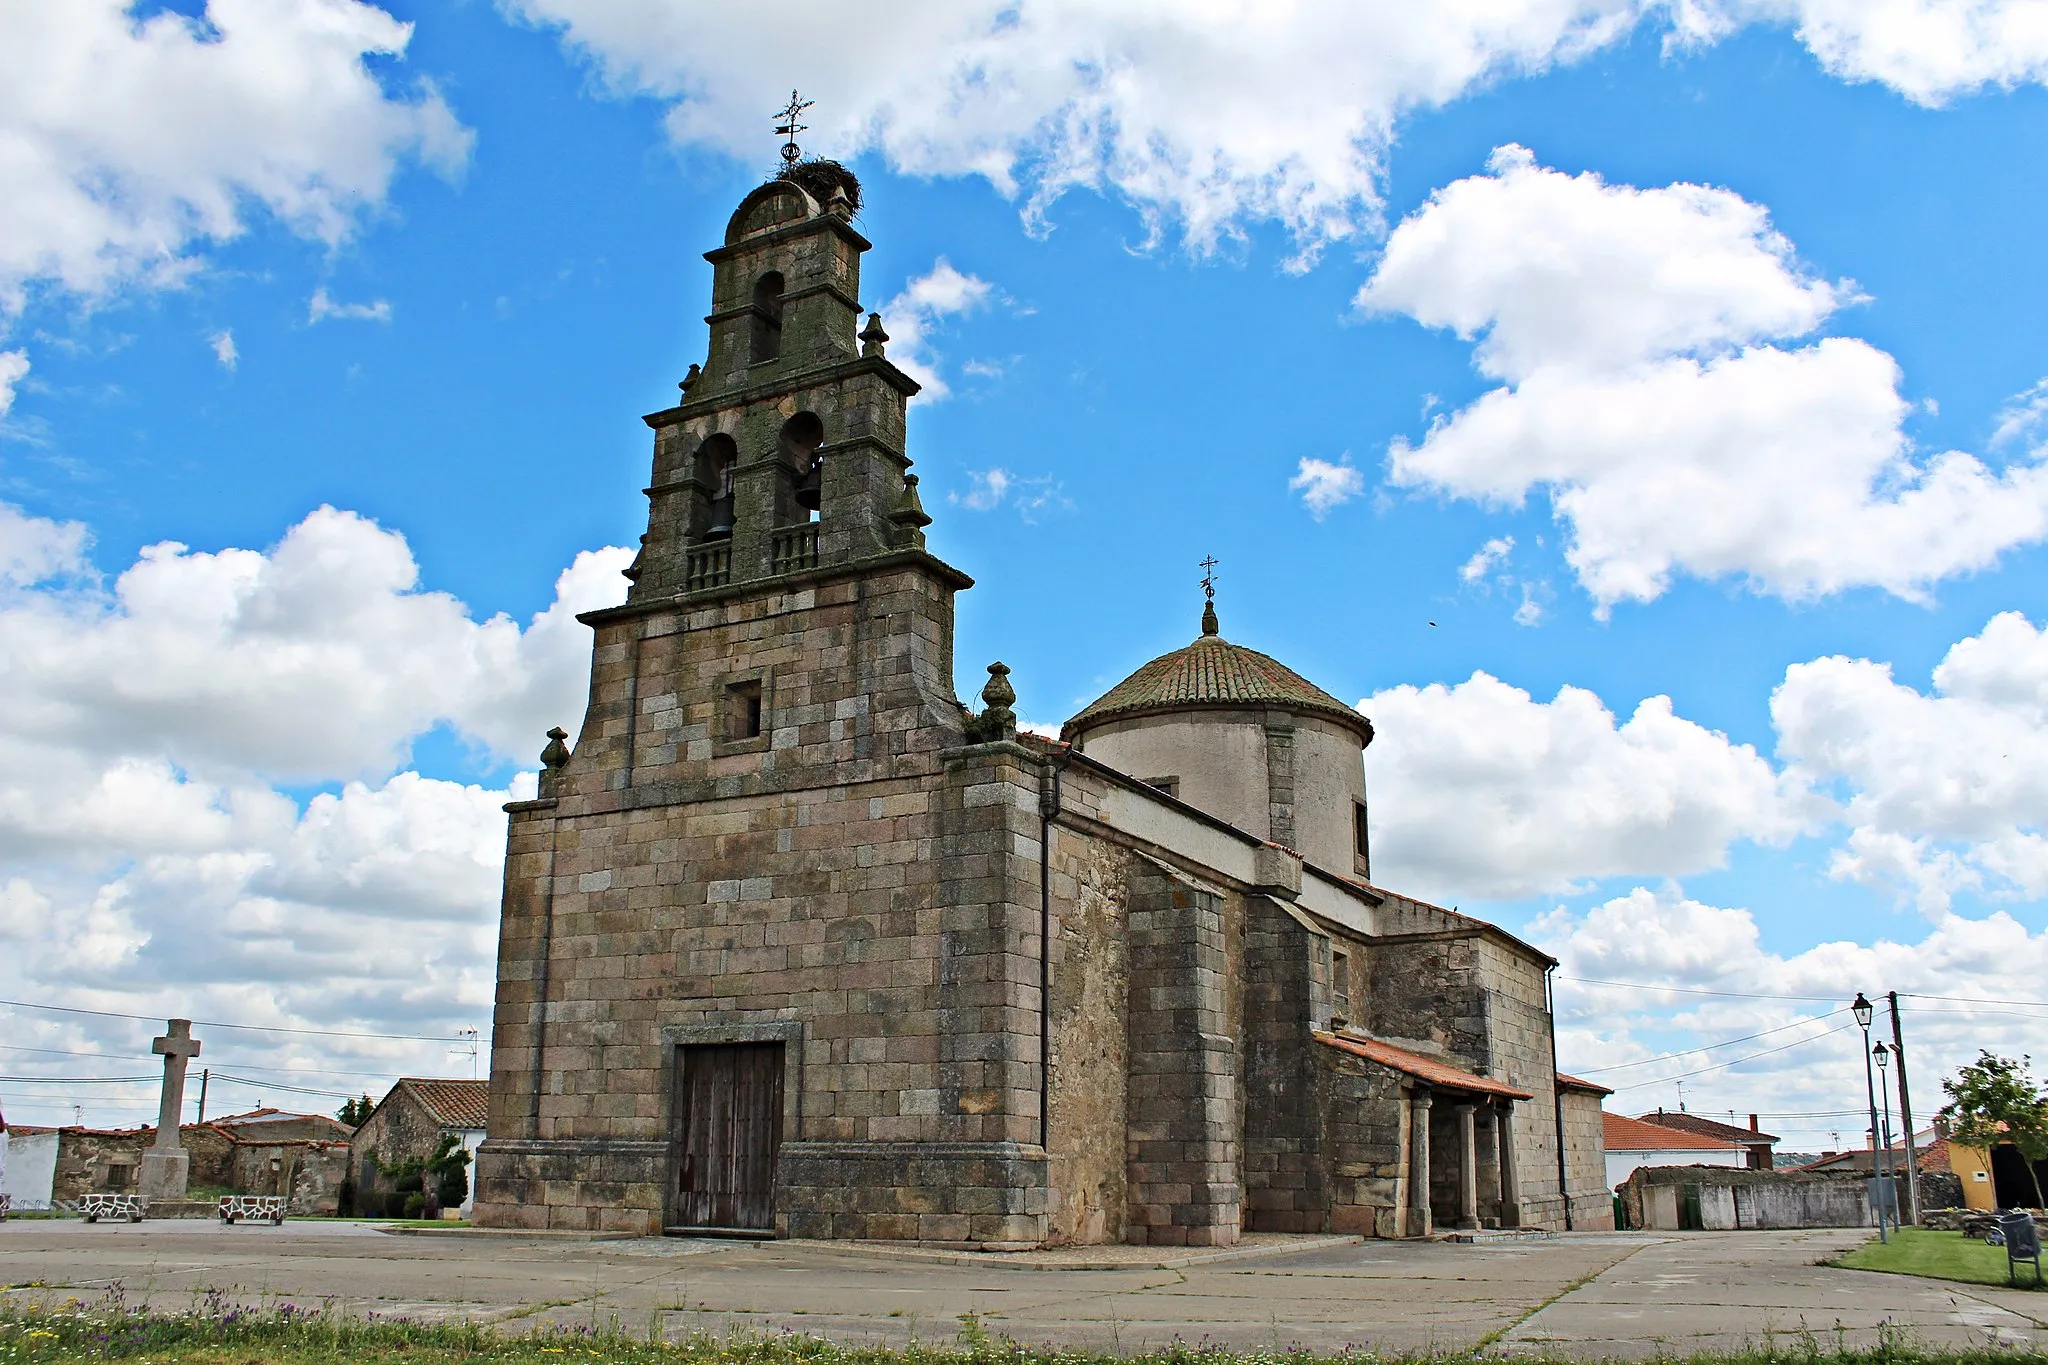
[1314,1031,1534,1101]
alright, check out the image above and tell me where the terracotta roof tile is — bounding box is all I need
[1315,1032,1534,1100]
[398,1078,488,1130]
[1064,631,1374,743]
[1637,1109,1778,1145]
[1604,1112,1745,1152]
[1556,1072,1614,1095]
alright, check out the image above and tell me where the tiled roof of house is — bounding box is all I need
[207,1107,354,1140]
[1063,613,1374,744]
[397,1078,489,1131]
[1603,1112,1745,1153]
[1637,1109,1779,1145]
[1556,1072,1614,1095]
[1315,1032,1534,1100]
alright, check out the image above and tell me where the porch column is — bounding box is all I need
[1454,1102,1480,1230]
[1408,1089,1433,1238]
[1495,1101,1521,1227]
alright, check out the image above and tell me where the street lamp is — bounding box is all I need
[1854,993,1887,1241]
[1875,1043,1899,1230]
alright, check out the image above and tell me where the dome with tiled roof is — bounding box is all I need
[1062,601,1374,745]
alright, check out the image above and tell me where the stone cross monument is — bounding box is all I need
[138,1018,201,1201]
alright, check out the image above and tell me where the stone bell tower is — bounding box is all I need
[625,161,939,600]
[475,158,1057,1241]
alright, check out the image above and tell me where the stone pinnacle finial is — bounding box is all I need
[859,312,889,359]
[538,726,571,798]
[678,363,701,397]
[979,662,1017,741]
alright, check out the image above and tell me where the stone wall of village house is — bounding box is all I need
[477,563,1058,1241]
[230,1141,349,1216]
[46,1125,235,1202]
[350,1089,454,1214]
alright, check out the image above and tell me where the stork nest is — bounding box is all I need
[775,158,862,213]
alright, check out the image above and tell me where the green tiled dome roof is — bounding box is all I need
[1062,606,1374,745]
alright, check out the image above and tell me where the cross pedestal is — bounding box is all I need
[139,1019,201,1202]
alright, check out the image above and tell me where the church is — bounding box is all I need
[473,157,1612,1245]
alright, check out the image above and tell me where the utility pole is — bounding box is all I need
[195,1068,209,1125]
[1889,991,1920,1225]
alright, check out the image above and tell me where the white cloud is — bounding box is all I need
[1290,456,1365,518]
[880,259,995,399]
[0,349,27,415]
[1773,611,2048,913]
[1364,671,1812,900]
[1364,147,2048,612]
[504,4,2048,256]
[0,0,471,316]
[1460,535,1516,583]
[503,1,1642,257]
[946,466,1070,521]
[0,499,624,1126]
[1537,885,2048,1147]
[1991,376,2048,449]
[1680,0,2048,107]
[308,288,393,325]
[210,330,238,371]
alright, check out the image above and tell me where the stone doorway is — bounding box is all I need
[668,1042,784,1232]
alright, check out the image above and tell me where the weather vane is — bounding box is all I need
[774,89,813,167]
[1199,555,1220,601]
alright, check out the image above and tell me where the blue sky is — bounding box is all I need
[3,1,2047,1145]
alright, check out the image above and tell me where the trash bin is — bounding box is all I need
[1999,1210,2042,1287]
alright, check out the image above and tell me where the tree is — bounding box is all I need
[1940,1051,2048,1208]
[426,1133,471,1212]
[336,1094,374,1127]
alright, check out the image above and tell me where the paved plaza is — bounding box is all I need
[2,1222,2043,1358]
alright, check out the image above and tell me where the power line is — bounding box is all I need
[1574,1010,1845,1075]
[1605,1020,1860,1093]
[0,996,469,1043]
[1557,976,1840,1003]
[0,1073,157,1084]
[1901,991,2048,1008]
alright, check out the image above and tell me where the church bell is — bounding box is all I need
[704,491,735,539]
[794,457,823,512]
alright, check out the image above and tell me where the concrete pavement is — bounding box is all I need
[2,1221,2042,1357]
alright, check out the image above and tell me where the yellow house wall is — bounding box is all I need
[1950,1142,1996,1210]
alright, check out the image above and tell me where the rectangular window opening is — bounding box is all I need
[1353,799,1371,874]
[1332,949,1351,1028]
[1144,776,1179,799]
[728,680,764,741]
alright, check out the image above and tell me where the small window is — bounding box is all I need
[1353,799,1371,874]
[1331,950,1351,1027]
[728,679,764,740]
[1145,776,1179,799]
[106,1164,133,1190]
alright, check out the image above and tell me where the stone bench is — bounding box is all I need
[0,1192,11,1220]
[80,1193,146,1223]
[217,1195,287,1225]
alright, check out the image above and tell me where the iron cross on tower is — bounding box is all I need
[1199,555,1220,602]
[774,90,813,167]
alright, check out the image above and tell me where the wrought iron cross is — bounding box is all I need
[1199,555,1220,601]
[774,90,813,166]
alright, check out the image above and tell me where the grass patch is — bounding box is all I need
[0,1291,2035,1365]
[1831,1226,2046,1290]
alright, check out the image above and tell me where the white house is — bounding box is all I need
[1604,1112,1747,1189]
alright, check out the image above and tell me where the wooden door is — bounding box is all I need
[670,1042,784,1230]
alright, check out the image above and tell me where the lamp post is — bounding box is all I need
[1876,1042,1899,1231]
[1854,992,1887,1241]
